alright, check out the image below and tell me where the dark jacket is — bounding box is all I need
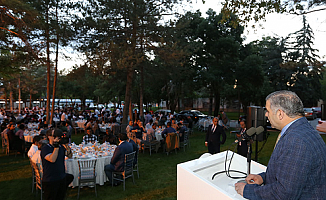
[110,141,133,171]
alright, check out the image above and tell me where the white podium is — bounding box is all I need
[177,151,267,200]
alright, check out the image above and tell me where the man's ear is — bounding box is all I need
[278,109,285,120]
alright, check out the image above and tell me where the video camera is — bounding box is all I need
[51,129,69,147]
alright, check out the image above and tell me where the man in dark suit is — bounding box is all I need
[205,117,226,154]
[235,90,326,199]
[236,120,249,157]
[104,133,133,185]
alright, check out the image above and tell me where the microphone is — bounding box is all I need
[243,126,265,138]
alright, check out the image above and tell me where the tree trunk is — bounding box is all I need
[122,67,134,125]
[213,89,221,117]
[129,98,132,122]
[45,5,51,125]
[18,77,21,114]
[51,41,58,125]
[4,90,8,110]
[209,89,213,116]
[82,96,85,111]
[139,64,144,122]
[9,84,13,112]
[29,92,33,109]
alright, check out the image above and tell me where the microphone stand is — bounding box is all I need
[246,140,252,175]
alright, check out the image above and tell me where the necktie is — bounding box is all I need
[212,125,216,133]
[274,133,281,149]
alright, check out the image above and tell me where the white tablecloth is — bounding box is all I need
[27,123,39,130]
[66,142,115,187]
[155,130,163,141]
[65,155,113,187]
[24,130,40,143]
[99,123,111,132]
[198,118,212,130]
[76,120,87,129]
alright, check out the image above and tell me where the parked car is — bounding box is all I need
[154,109,174,116]
[175,110,207,122]
[312,107,321,118]
[304,108,317,120]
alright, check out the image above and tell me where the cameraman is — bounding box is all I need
[41,128,74,200]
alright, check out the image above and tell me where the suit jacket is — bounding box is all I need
[205,124,226,146]
[244,117,326,199]
[110,141,133,172]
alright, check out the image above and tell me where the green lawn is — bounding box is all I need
[1,128,325,200]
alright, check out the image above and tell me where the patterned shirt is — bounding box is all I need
[83,134,97,143]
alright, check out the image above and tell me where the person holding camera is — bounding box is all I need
[41,128,74,200]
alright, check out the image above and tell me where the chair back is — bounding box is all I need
[112,125,120,136]
[165,132,179,152]
[30,161,42,191]
[78,159,97,181]
[3,132,10,153]
[120,124,128,134]
[183,130,189,145]
[124,152,136,177]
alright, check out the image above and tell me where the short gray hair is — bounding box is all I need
[266,90,304,118]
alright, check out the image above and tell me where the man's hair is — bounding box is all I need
[46,128,63,138]
[118,133,128,141]
[33,135,41,144]
[18,123,25,129]
[266,90,304,118]
[167,122,171,127]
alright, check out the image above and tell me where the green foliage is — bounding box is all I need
[221,0,326,26]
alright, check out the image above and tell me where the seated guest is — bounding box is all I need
[145,119,153,131]
[177,122,187,142]
[83,127,97,144]
[37,118,44,131]
[92,119,99,138]
[28,135,41,158]
[85,118,93,130]
[144,124,156,141]
[171,118,178,130]
[131,121,145,139]
[104,133,133,186]
[161,122,176,138]
[7,123,24,154]
[31,140,46,175]
[65,122,73,143]
[41,124,49,135]
[15,123,25,140]
[103,128,117,145]
[126,121,133,133]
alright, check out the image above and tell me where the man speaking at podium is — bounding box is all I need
[235,90,326,199]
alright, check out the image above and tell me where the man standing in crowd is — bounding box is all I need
[235,90,326,199]
[104,133,133,186]
[41,129,74,200]
[236,120,249,157]
[205,117,226,154]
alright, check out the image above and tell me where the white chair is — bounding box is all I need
[77,159,97,199]
[31,161,43,200]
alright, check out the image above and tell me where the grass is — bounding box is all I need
[1,127,325,200]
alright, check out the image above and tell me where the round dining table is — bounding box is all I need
[24,130,40,143]
[65,142,115,187]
